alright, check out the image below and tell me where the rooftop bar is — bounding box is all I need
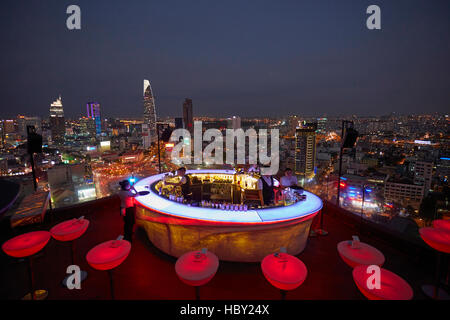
[134,169,323,262]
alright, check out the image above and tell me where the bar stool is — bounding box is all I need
[261,248,307,300]
[175,248,219,300]
[419,226,450,300]
[86,235,131,299]
[50,216,90,287]
[337,236,385,268]
[353,265,413,300]
[2,231,51,300]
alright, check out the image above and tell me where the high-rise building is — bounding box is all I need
[295,122,317,180]
[79,117,96,137]
[183,98,193,134]
[49,95,65,144]
[17,115,41,137]
[143,80,157,144]
[414,161,433,195]
[317,118,327,134]
[174,117,183,129]
[86,102,101,135]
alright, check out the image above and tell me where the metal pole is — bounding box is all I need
[433,252,442,299]
[157,124,161,174]
[195,286,200,300]
[30,153,37,191]
[108,270,115,300]
[360,185,365,234]
[28,257,35,300]
[336,121,345,206]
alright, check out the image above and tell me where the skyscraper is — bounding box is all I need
[49,95,65,144]
[143,80,157,144]
[317,118,327,134]
[295,122,317,180]
[86,102,101,135]
[182,98,193,134]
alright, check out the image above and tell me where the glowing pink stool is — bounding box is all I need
[337,238,385,268]
[175,248,219,300]
[432,220,450,233]
[50,216,89,287]
[353,265,413,300]
[261,248,308,300]
[86,236,131,299]
[419,227,450,300]
[2,231,51,300]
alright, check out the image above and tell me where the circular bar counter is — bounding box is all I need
[134,170,323,262]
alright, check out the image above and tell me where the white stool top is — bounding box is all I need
[175,250,219,282]
[337,240,385,268]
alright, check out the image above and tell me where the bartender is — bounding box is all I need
[164,167,192,200]
[280,168,304,193]
[118,180,138,243]
[258,174,275,205]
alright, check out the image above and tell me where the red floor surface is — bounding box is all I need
[0,197,436,300]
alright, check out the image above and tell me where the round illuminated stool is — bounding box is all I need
[50,216,90,287]
[352,265,413,300]
[419,227,450,300]
[337,240,385,268]
[261,250,308,300]
[86,236,131,299]
[175,248,219,300]
[432,220,450,233]
[2,231,51,300]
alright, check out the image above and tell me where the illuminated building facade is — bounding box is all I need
[183,98,193,134]
[49,95,65,144]
[295,122,317,180]
[86,102,101,135]
[143,79,157,145]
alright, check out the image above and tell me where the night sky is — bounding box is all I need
[0,0,449,119]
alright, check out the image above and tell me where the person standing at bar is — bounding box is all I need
[280,168,303,192]
[165,167,192,201]
[118,180,138,243]
[258,174,275,206]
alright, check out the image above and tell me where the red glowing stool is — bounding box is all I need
[261,248,307,299]
[175,248,219,300]
[432,220,450,234]
[2,231,51,300]
[419,227,450,300]
[86,236,131,299]
[352,265,413,300]
[50,216,90,287]
[337,239,385,268]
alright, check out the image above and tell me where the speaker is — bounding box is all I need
[27,126,43,154]
[342,127,358,148]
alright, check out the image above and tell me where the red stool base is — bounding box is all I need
[422,284,450,300]
[22,289,48,300]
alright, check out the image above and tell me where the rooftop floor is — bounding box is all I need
[0,197,441,300]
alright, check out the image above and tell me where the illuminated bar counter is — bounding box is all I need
[133,169,323,262]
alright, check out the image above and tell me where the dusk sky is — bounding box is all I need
[1,0,449,119]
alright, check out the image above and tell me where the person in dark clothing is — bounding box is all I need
[258,175,275,205]
[165,167,192,201]
[118,180,138,242]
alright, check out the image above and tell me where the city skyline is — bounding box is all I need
[1,0,449,119]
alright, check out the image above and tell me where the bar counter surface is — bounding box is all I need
[134,169,323,262]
